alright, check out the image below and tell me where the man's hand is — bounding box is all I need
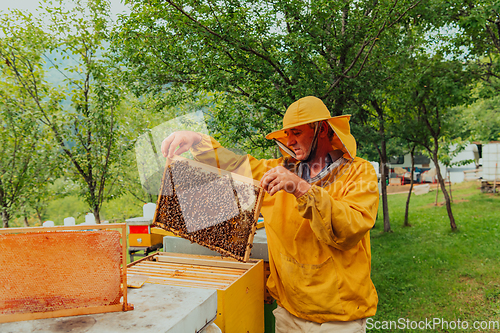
[260,166,311,198]
[161,131,202,158]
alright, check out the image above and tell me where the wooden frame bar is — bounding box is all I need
[0,223,128,234]
[243,187,265,262]
[1,304,124,324]
[155,252,259,270]
[0,223,131,324]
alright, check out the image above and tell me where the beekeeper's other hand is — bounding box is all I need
[161,131,202,158]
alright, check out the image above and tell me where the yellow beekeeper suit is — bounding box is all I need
[190,96,379,323]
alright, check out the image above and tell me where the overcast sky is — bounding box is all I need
[0,0,130,20]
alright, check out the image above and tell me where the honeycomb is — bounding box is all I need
[153,159,263,261]
[0,230,123,316]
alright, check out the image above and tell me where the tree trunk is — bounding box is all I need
[379,153,391,232]
[447,169,453,202]
[404,146,415,227]
[148,194,158,204]
[35,207,43,225]
[431,145,457,230]
[2,209,10,228]
[93,207,101,224]
[23,208,30,227]
[435,180,439,205]
[373,100,391,233]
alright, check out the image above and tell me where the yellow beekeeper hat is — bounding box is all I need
[265,96,356,159]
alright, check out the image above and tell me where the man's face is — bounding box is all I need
[284,124,315,161]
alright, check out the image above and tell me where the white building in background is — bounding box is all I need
[443,144,478,183]
[387,142,500,184]
[369,161,381,181]
[482,143,500,181]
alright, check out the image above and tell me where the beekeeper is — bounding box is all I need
[162,96,379,333]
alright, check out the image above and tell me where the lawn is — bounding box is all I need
[369,181,500,332]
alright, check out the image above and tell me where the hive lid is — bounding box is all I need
[126,217,154,225]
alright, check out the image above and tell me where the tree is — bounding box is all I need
[352,2,477,230]
[0,0,132,223]
[113,0,422,155]
[390,107,429,227]
[0,78,59,228]
[403,144,416,227]
[401,55,473,230]
[353,94,403,233]
[392,114,429,227]
[349,14,423,233]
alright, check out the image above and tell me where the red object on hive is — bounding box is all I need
[129,225,149,234]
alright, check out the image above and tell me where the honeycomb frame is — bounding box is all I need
[0,224,131,324]
[153,155,264,262]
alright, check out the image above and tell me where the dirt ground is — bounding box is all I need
[385,183,441,194]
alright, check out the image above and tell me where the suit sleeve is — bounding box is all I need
[296,160,379,251]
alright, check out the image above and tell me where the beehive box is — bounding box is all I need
[153,156,264,262]
[127,252,264,333]
[0,224,131,324]
[127,218,164,247]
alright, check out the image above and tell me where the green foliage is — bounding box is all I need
[113,0,422,155]
[458,95,500,143]
[390,50,474,155]
[119,90,226,202]
[0,0,138,222]
[435,0,500,96]
[349,23,420,161]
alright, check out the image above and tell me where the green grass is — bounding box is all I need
[370,181,500,332]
